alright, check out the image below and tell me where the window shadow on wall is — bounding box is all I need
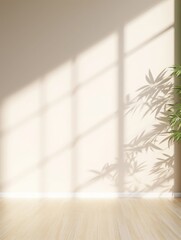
[0,0,172,194]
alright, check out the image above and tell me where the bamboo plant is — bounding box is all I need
[168,65,181,142]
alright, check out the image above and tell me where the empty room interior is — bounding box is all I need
[0,0,181,239]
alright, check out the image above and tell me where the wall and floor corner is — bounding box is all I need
[0,0,180,198]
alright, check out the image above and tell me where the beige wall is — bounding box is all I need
[0,0,175,195]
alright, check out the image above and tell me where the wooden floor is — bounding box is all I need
[0,199,180,240]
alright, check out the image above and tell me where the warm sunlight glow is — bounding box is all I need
[43,149,72,192]
[1,81,41,131]
[0,33,119,193]
[77,66,118,136]
[124,0,174,54]
[2,116,41,191]
[43,61,72,104]
[76,34,118,83]
[44,98,72,158]
[76,118,118,192]
[123,0,174,193]
[0,0,175,195]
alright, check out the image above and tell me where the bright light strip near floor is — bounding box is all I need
[0,192,180,199]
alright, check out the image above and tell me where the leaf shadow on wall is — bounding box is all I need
[0,0,172,193]
[85,70,174,193]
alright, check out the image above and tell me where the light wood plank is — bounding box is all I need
[0,199,180,240]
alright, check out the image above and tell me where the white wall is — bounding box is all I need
[0,0,174,195]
